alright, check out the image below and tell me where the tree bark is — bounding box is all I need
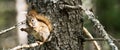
[26,0,83,50]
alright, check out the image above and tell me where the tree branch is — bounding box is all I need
[84,8,118,50]
[83,27,101,50]
[10,41,44,50]
[0,20,26,35]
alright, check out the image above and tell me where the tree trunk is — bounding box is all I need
[16,0,28,44]
[26,0,83,50]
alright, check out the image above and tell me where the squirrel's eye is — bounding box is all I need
[31,19,34,22]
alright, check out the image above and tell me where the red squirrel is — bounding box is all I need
[21,10,52,44]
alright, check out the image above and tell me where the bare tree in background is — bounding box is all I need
[26,0,84,50]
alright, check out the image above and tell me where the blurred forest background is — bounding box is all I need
[0,0,120,50]
[0,0,18,50]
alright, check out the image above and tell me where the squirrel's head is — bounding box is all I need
[26,10,39,28]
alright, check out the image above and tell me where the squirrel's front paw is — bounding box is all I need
[20,28,26,31]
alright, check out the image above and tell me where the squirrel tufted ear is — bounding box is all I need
[27,10,38,16]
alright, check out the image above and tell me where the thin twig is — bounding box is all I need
[0,26,16,35]
[59,4,82,9]
[0,20,26,35]
[85,38,107,41]
[83,27,101,50]
[85,38,120,42]
[10,41,44,50]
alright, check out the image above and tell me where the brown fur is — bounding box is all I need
[27,10,52,31]
[22,10,52,42]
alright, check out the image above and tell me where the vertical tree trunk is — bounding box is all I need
[26,0,83,50]
[16,0,28,44]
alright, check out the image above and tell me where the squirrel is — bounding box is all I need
[21,10,52,44]
[26,10,52,31]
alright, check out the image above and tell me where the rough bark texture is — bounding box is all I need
[26,0,83,50]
